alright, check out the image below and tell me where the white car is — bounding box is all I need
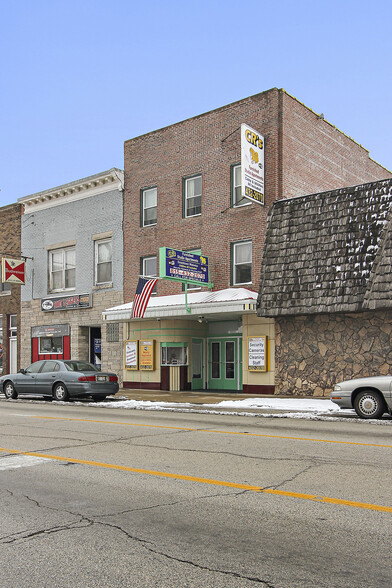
[331,376,392,419]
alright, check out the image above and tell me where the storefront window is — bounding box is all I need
[39,336,63,354]
[161,345,188,366]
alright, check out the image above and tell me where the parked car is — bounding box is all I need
[331,376,392,419]
[0,360,119,401]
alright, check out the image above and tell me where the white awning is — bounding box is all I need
[102,288,258,321]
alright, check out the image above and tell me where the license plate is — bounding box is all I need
[96,375,107,382]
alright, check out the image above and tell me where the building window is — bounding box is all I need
[141,256,157,294]
[95,238,112,284]
[141,187,157,227]
[39,337,63,355]
[106,323,119,342]
[231,164,250,207]
[184,175,202,217]
[0,282,11,294]
[161,344,188,366]
[232,240,252,285]
[49,247,75,292]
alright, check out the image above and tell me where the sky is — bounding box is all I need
[1,0,391,206]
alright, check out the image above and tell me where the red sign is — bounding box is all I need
[1,258,25,285]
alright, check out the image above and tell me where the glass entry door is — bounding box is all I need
[191,339,203,390]
[208,338,241,391]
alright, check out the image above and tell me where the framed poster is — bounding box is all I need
[139,340,155,371]
[247,336,267,372]
[124,340,138,370]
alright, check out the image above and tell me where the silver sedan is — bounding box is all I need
[331,375,392,419]
[0,359,119,401]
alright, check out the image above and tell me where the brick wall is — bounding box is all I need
[123,88,391,303]
[281,92,392,198]
[0,203,22,373]
[275,310,392,396]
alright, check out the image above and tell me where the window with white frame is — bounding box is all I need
[95,238,112,284]
[49,247,75,292]
[141,187,157,226]
[142,255,157,294]
[231,164,250,207]
[232,240,252,285]
[184,175,202,217]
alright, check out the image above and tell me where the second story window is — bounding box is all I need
[142,255,157,294]
[95,239,112,284]
[49,247,75,292]
[232,240,252,285]
[141,187,157,227]
[184,175,202,218]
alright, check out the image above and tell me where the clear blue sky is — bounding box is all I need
[1,0,391,206]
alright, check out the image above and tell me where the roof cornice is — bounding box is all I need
[18,168,124,213]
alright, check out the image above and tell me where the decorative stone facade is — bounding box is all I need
[275,311,392,397]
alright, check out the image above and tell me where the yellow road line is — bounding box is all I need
[29,415,392,449]
[1,446,390,513]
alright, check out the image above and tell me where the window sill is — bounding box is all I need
[0,291,11,297]
[93,282,113,290]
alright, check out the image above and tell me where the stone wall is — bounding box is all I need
[275,310,392,396]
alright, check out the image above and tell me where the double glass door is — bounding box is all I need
[208,338,241,391]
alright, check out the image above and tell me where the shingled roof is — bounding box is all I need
[257,178,392,316]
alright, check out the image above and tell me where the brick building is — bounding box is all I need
[105,87,391,393]
[257,178,392,396]
[0,202,23,374]
[19,169,125,380]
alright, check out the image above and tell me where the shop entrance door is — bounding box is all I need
[208,337,242,391]
[191,339,204,390]
[90,327,102,368]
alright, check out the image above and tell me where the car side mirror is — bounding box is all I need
[19,368,26,374]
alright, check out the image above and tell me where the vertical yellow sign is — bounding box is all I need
[139,340,155,371]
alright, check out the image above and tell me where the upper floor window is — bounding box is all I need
[141,255,157,294]
[141,187,157,227]
[0,282,11,294]
[95,238,112,284]
[232,240,252,285]
[184,175,202,218]
[231,164,250,207]
[49,247,75,292]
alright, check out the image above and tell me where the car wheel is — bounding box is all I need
[53,383,69,402]
[354,389,386,419]
[4,382,18,399]
[92,395,107,401]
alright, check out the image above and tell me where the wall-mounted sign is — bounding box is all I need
[1,257,25,284]
[241,123,265,205]
[159,247,211,287]
[31,324,70,338]
[248,336,267,372]
[125,340,138,370]
[41,293,91,312]
[139,340,155,371]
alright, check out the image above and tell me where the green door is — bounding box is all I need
[208,337,242,391]
[191,339,204,390]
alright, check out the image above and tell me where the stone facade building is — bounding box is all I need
[0,202,23,374]
[257,178,392,396]
[108,88,391,393]
[19,169,125,381]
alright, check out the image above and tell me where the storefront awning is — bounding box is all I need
[102,288,258,321]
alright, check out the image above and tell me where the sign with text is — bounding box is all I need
[1,257,25,284]
[159,247,210,287]
[41,293,91,312]
[241,123,265,205]
[124,340,138,370]
[139,340,155,371]
[247,336,268,372]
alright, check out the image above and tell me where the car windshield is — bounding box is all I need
[64,361,98,372]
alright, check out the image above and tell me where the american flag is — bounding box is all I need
[131,277,158,318]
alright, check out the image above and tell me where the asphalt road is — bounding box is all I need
[0,399,391,587]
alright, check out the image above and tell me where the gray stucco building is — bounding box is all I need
[19,169,124,379]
